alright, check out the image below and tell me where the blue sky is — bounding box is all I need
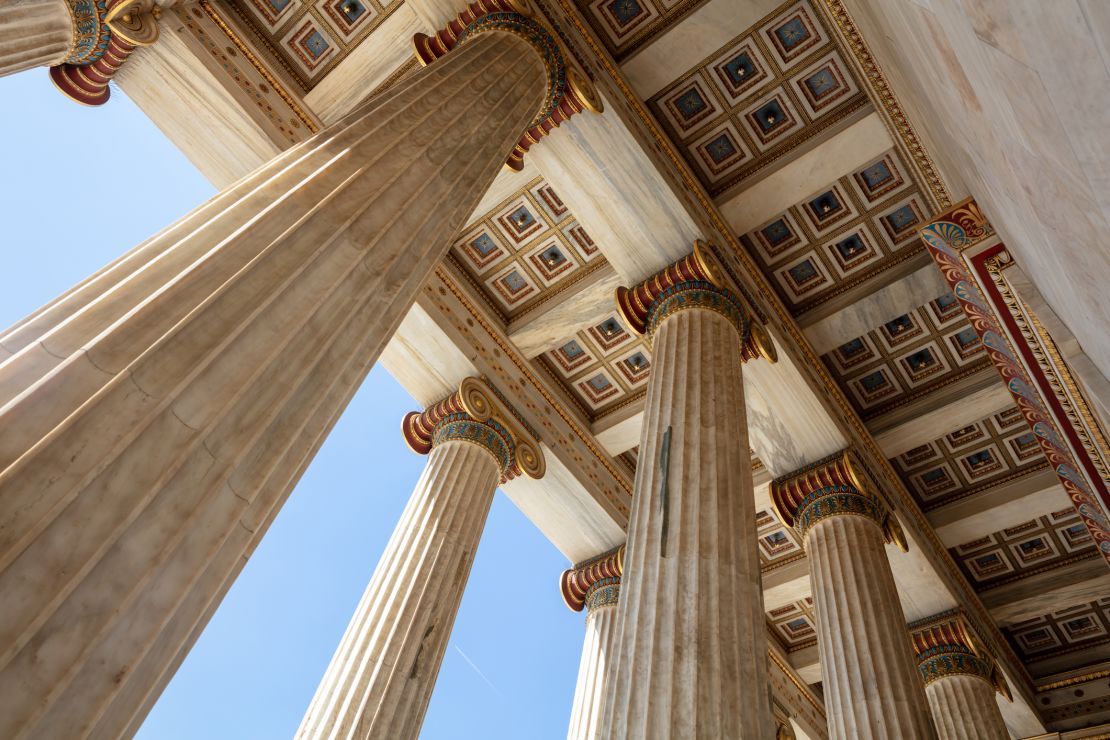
[0,71,584,739]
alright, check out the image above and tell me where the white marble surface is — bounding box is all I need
[807,515,937,738]
[379,302,477,407]
[871,377,1013,458]
[718,114,893,235]
[843,0,1110,391]
[742,328,848,476]
[501,448,625,564]
[566,599,619,740]
[508,265,623,359]
[530,91,700,284]
[926,674,1008,740]
[802,265,950,354]
[600,306,773,737]
[116,19,286,189]
[929,468,1070,548]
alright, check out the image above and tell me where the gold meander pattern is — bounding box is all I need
[984,252,1110,490]
[549,0,1030,690]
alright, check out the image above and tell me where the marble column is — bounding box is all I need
[561,545,624,740]
[910,615,1010,740]
[0,27,559,739]
[298,378,544,739]
[600,243,779,738]
[0,0,73,76]
[770,452,936,739]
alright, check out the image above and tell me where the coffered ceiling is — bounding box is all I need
[135,0,1110,731]
[229,0,406,89]
[648,0,869,198]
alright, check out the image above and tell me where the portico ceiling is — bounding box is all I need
[111,0,1110,733]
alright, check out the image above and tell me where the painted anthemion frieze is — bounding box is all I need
[0,0,1108,737]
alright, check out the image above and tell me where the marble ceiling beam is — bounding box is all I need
[113,11,296,189]
[801,265,951,355]
[868,367,1013,458]
[507,265,623,360]
[928,468,1071,549]
[981,557,1110,627]
[620,0,781,99]
[526,91,701,283]
[787,643,821,685]
[716,112,894,234]
[762,557,812,612]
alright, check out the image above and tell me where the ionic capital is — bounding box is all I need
[52,0,160,105]
[614,241,776,362]
[560,545,624,613]
[402,376,545,482]
[909,613,1010,698]
[770,449,907,550]
[412,0,601,170]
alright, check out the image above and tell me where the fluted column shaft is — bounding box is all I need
[0,0,72,76]
[807,514,936,739]
[298,436,500,740]
[926,675,1008,739]
[601,279,773,737]
[0,31,546,740]
[567,579,620,740]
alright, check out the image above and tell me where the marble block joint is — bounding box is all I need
[412,0,602,170]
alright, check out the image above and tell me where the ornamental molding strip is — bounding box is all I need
[402,376,545,482]
[769,448,907,550]
[908,611,1011,699]
[412,0,602,170]
[919,199,1110,571]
